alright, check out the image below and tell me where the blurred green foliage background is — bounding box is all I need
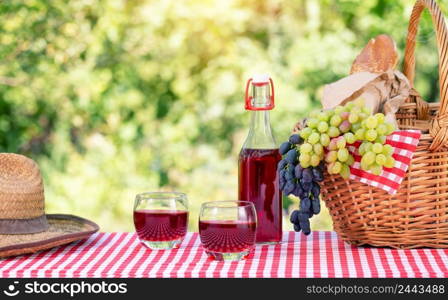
[0,0,445,232]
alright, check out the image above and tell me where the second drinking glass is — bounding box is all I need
[199,201,257,261]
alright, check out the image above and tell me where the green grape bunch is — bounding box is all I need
[298,98,396,179]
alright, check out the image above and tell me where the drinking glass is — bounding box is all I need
[133,192,188,250]
[199,201,257,261]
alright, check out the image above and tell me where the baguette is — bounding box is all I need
[350,34,399,74]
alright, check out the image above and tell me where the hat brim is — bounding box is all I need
[0,214,99,258]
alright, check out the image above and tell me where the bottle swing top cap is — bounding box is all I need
[252,74,270,85]
[245,74,275,111]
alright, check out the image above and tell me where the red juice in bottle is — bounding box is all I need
[238,74,282,243]
[238,149,282,243]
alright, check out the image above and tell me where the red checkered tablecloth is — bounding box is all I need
[1,232,447,278]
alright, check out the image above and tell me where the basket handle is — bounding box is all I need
[403,0,448,151]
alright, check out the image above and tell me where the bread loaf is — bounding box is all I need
[350,34,399,74]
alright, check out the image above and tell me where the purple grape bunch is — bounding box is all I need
[278,134,323,235]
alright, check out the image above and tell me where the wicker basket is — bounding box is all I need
[314,0,448,249]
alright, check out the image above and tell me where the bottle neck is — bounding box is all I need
[251,84,271,108]
[242,110,277,149]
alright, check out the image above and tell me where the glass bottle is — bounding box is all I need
[238,74,282,244]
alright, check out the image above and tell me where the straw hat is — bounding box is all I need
[0,153,99,258]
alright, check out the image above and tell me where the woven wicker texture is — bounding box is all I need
[0,153,45,219]
[301,0,448,249]
[403,0,448,151]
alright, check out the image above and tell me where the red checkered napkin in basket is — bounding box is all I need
[347,130,421,194]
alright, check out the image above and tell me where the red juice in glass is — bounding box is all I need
[238,75,282,244]
[198,201,257,261]
[133,209,188,244]
[199,220,256,253]
[238,148,282,243]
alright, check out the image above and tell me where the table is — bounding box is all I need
[1,232,447,278]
